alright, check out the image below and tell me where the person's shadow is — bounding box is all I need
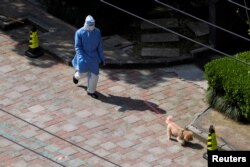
[78,86,166,114]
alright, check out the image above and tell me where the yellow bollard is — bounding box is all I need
[25,25,44,58]
[203,125,218,160]
[29,30,39,49]
[207,125,218,151]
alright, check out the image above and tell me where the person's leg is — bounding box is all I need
[87,72,99,98]
[73,71,85,84]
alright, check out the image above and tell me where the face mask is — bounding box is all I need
[83,23,95,32]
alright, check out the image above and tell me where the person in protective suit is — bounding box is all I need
[72,15,105,99]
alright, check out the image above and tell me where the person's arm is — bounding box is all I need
[97,32,106,65]
[75,30,84,56]
[97,40,105,65]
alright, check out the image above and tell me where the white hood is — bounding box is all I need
[83,15,95,31]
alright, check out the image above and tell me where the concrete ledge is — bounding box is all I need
[141,48,180,57]
[141,18,178,29]
[186,21,209,37]
[187,107,235,151]
[141,33,179,43]
[102,54,193,69]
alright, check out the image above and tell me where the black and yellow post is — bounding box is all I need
[203,125,218,160]
[207,125,218,151]
[25,26,44,58]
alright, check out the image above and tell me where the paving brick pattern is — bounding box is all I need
[0,31,207,166]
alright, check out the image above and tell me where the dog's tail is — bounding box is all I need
[165,115,173,124]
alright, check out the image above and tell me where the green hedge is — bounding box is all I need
[205,51,250,122]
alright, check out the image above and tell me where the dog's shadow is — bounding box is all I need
[78,85,166,114]
[170,138,204,150]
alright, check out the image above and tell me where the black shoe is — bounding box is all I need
[73,76,78,84]
[87,92,98,99]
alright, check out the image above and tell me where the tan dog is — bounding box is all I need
[166,115,193,146]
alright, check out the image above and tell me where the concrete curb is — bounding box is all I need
[186,107,234,151]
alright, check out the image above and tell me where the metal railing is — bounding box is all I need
[228,0,250,11]
[156,0,250,42]
[100,0,250,66]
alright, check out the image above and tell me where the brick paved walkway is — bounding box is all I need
[0,31,207,166]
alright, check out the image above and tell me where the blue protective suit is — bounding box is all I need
[72,27,105,75]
